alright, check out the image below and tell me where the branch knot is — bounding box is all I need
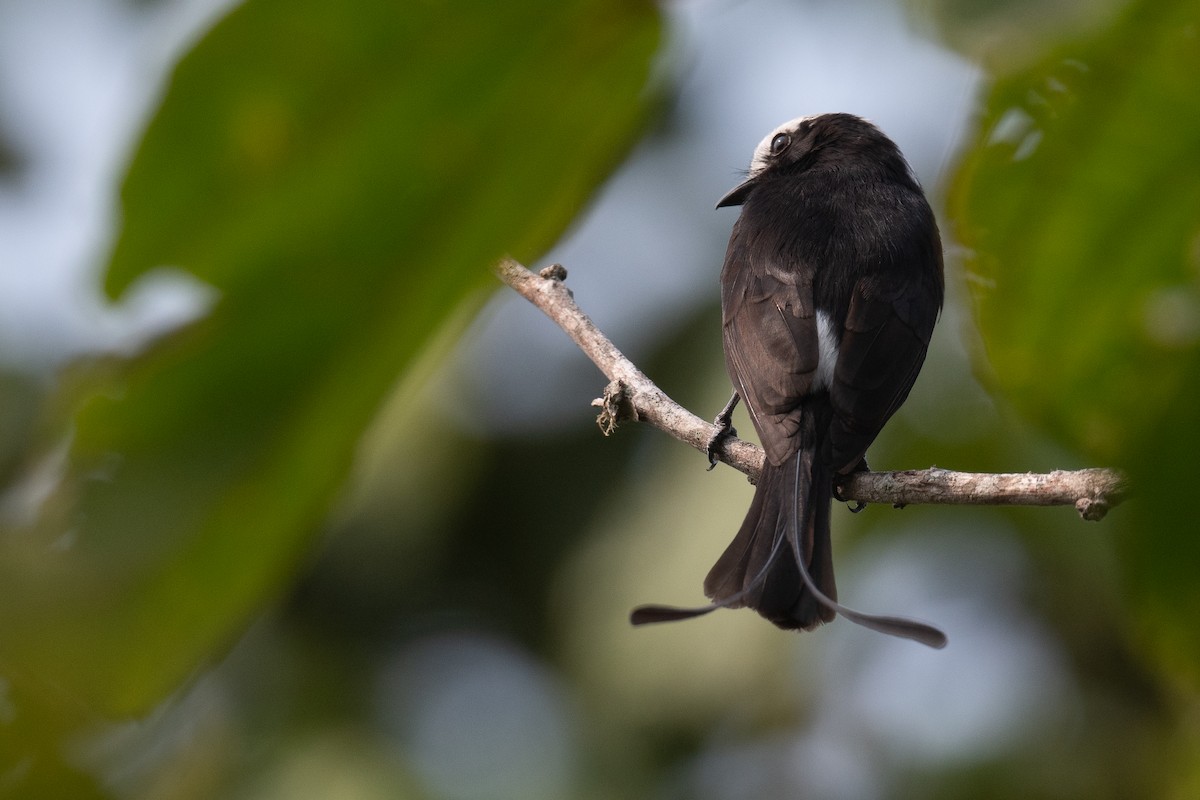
[1075,496,1110,522]
[593,380,637,436]
[539,263,568,281]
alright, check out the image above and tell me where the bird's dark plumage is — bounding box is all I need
[632,113,947,647]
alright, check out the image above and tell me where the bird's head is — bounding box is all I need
[716,113,907,208]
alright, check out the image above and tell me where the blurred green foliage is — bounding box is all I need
[0,0,660,794]
[911,0,1128,68]
[950,0,1200,691]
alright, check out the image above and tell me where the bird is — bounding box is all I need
[632,113,947,648]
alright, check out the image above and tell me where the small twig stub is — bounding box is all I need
[593,380,636,436]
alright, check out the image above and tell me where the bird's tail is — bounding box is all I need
[701,444,836,629]
[631,416,947,648]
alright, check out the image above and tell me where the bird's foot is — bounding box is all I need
[706,393,741,471]
[706,421,737,470]
[834,457,869,511]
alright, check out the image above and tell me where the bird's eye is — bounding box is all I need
[770,133,791,156]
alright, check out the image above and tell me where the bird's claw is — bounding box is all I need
[706,420,737,470]
[706,393,741,470]
[835,482,867,512]
[833,458,869,510]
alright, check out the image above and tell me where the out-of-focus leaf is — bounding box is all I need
[0,0,660,717]
[909,0,1127,68]
[0,369,44,485]
[950,0,1200,687]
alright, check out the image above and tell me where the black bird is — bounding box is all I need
[633,114,947,648]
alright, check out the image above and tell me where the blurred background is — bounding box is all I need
[1,0,1197,798]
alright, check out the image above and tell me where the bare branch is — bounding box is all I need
[493,256,1128,521]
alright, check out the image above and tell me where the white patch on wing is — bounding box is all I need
[814,311,839,392]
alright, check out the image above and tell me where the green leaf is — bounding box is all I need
[0,0,660,716]
[950,0,1200,687]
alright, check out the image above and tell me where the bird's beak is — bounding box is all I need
[716,177,756,209]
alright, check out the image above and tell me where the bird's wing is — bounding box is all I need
[721,228,819,467]
[827,275,939,473]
